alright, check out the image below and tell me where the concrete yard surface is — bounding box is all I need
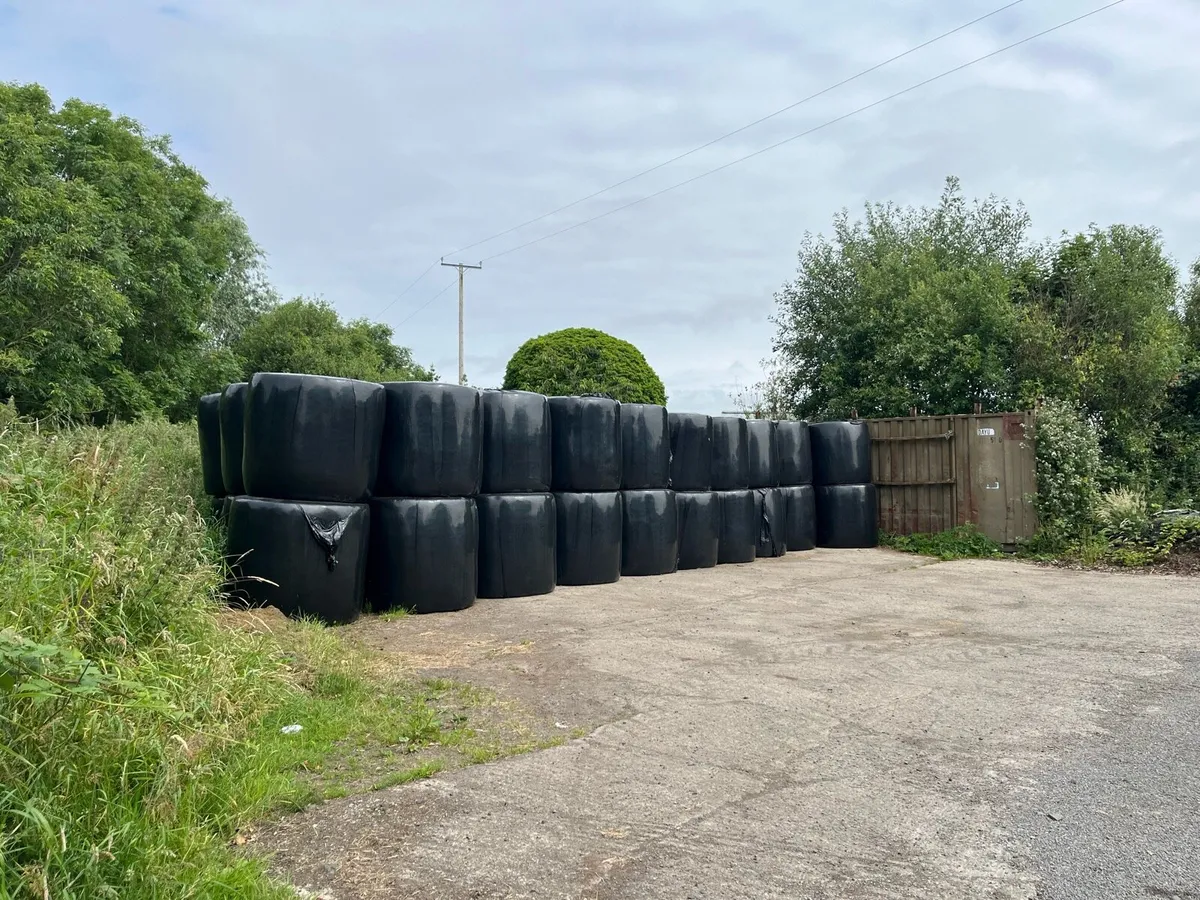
[256,550,1200,899]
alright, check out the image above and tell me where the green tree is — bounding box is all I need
[770,177,1053,419]
[1039,225,1185,482]
[0,82,262,420]
[232,297,434,383]
[502,327,666,403]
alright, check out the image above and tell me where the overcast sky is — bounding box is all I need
[3,0,1198,412]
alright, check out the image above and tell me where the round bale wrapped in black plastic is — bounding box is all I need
[717,489,756,564]
[621,489,678,576]
[815,484,879,548]
[549,396,621,492]
[243,373,385,502]
[480,390,552,494]
[198,392,224,496]
[668,412,712,491]
[379,382,481,497]
[225,496,369,625]
[555,491,622,586]
[780,484,816,551]
[368,497,477,613]
[676,491,719,570]
[621,404,670,489]
[754,487,787,558]
[219,382,248,495]
[746,419,779,488]
[775,421,812,486]
[810,421,871,486]
[477,493,556,598]
[711,416,750,491]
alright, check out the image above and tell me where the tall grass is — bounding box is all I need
[0,414,300,898]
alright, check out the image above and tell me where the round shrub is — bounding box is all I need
[502,328,666,404]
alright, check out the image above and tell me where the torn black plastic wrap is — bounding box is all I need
[775,421,812,486]
[780,485,816,551]
[815,484,879,548]
[242,373,385,502]
[219,382,247,495]
[716,489,756,564]
[379,382,482,497]
[549,396,622,491]
[225,496,369,624]
[675,491,719,570]
[746,419,779,488]
[477,493,556,598]
[368,498,477,613]
[668,412,712,491]
[554,491,622,586]
[754,487,787,558]
[810,421,871,486]
[198,393,224,496]
[621,489,678,576]
[480,390,552,494]
[620,404,670,489]
[710,417,750,491]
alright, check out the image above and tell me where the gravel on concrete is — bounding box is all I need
[253,550,1200,899]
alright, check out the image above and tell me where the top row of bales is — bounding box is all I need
[199,374,871,503]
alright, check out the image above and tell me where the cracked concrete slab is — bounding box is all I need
[254,549,1200,899]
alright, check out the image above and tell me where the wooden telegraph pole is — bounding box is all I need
[440,258,482,385]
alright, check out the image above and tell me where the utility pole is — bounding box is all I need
[440,258,482,385]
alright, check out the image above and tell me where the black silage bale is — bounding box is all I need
[711,416,750,491]
[716,489,756,564]
[225,496,369,625]
[810,421,871,486]
[219,382,247,495]
[780,485,816,551]
[554,491,622,586]
[242,373,385,502]
[198,392,224,496]
[775,421,813,486]
[621,489,678,576]
[815,484,879,548]
[368,497,477,613]
[480,390,552,494]
[754,487,787,558]
[675,491,720,570]
[476,493,556,598]
[379,382,482,497]
[620,403,670,489]
[668,412,713,491]
[746,419,779,488]
[549,396,621,492]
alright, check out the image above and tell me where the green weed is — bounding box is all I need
[881,525,1003,561]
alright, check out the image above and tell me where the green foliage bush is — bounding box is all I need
[231,298,435,384]
[502,327,666,404]
[1031,399,1102,550]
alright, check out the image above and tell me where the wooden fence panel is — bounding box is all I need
[866,412,1036,547]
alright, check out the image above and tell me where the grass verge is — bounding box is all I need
[0,414,547,899]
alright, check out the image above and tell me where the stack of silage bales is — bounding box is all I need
[775,421,816,551]
[196,371,879,625]
[477,390,557,598]
[550,396,623,585]
[369,383,482,614]
[620,403,677,576]
[710,416,757,564]
[224,373,383,624]
[669,413,719,570]
[747,419,786,558]
[811,421,878,548]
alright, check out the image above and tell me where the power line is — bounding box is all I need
[481,0,1129,264]
[377,260,438,317]
[445,0,1029,259]
[392,278,458,328]
[379,0,1030,323]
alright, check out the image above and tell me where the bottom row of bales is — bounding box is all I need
[219,484,872,625]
